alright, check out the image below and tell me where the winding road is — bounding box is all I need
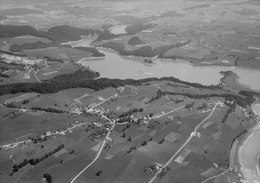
[151,106,185,119]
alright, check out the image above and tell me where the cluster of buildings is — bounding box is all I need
[1,53,43,66]
[117,114,151,126]
[70,105,84,115]
[0,121,88,151]
[198,101,224,113]
[0,140,31,150]
[143,163,162,174]
[88,128,109,141]
[29,131,52,144]
[104,138,113,151]
[31,123,90,143]
[69,105,110,116]
[241,107,255,119]
[85,107,109,116]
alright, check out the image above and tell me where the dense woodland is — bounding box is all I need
[127,36,144,46]
[0,67,257,108]
[0,67,223,95]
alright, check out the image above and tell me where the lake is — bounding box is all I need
[80,48,260,91]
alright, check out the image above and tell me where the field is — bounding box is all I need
[0,0,260,182]
[0,78,258,183]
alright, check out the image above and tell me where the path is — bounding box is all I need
[151,106,185,119]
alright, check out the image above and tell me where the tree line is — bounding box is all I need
[11,144,64,175]
[160,91,256,108]
[4,102,66,113]
[0,70,232,96]
[119,108,144,118]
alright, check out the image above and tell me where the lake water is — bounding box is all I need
[80,48,260,91]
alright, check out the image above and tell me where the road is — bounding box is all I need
[71,93,119,182]
[201,168,229,183]
[151,106,185,119]
[30,67,42,83]
[200,136,239,183]
[70,116,115,183]
[93,88,124,108]
[201,103,258,183]
[93,95,113,108]
[0,139,32,149]
[148,105,216,183]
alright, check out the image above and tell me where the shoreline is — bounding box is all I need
[94,46,260,71]
[220,71,260,92]
[237,103,260,183]
[79,47,260,91]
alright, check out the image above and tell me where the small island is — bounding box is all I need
[144,58,154,64]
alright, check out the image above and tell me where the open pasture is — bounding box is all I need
[59,88,95,101]
[74,150,152,183]
[37,61,78,80]
[4,93,38,103]
[0,109,93,144]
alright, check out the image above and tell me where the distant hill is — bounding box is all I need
[0,23,159,44]
[0,25,112,43]
[46,25,99,43]
[0,25,40,38]
[112,15,151,25]
[100,40,191,57]
[0,8,43,16]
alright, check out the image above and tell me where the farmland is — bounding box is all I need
[0,0,260,183]
[0,75,259,183]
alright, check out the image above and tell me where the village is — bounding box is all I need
[0,53,44,66]
[0,91,226,151]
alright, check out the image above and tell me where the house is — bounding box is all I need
[94,122,102,127]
